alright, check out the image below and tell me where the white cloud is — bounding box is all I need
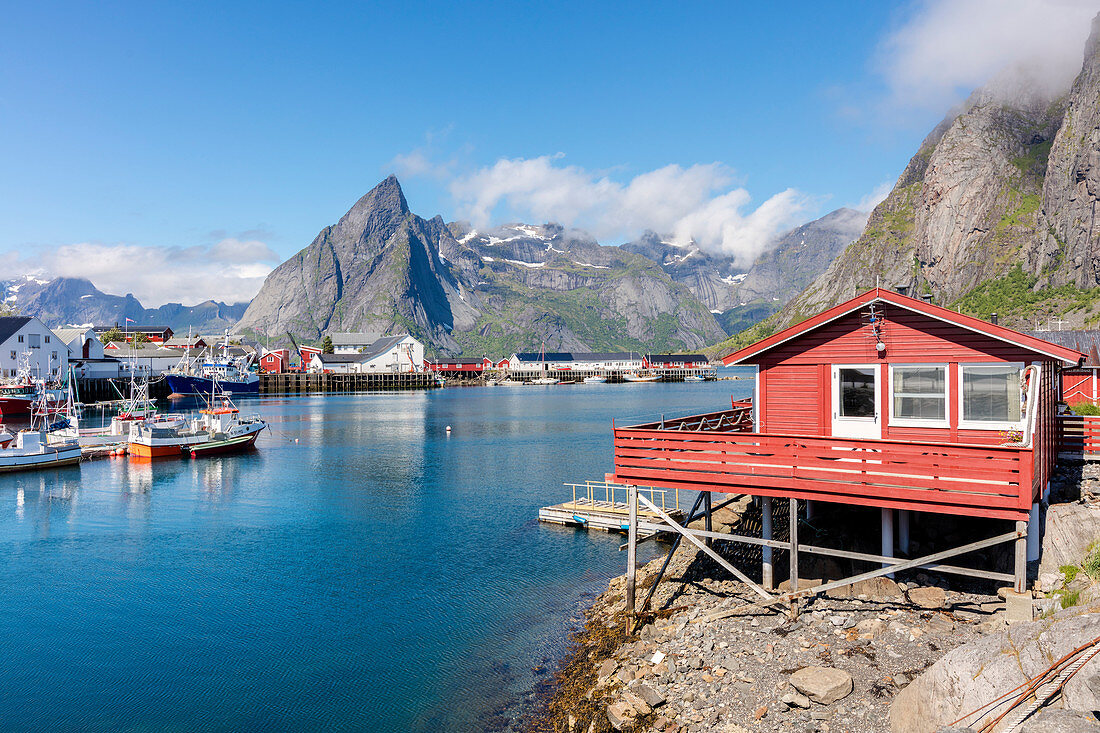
[856,181,893,212]
[877,0,1099,112]
[7,238,278,306]
[448,155,812,264]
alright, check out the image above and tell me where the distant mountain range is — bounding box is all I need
[234,176,864,355]
[1,275,249,333]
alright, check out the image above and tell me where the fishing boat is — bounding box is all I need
[165,332,258,394]
[51,375,162,448]
[583,375,607,384]
[684,375,706,382]
[128,380,266,459]
[532,376,560,385]
[0,390,81,472]
[530,343,560,385]
[623,371,661,383]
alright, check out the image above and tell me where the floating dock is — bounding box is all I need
[539,481,683,535]
[260,372,441,394]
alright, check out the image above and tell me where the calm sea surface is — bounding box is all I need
[0,376,752,732]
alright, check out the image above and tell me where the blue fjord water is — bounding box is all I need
[0,378,752,732]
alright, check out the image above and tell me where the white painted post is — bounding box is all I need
[626,485,638,616]
[762,496,774,591]
[1027,502,1041,562]
[881,508,895,578]
[898,510,910,555]
[789,498,799,592]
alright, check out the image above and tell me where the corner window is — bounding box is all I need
[891,365,947,423]
[961,365,1022,425]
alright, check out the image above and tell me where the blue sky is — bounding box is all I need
[2,0,1097,305]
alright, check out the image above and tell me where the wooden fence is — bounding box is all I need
[1059,414,1100,458]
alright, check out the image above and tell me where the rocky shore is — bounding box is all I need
[526,468,1100,733]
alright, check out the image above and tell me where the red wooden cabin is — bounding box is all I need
[611,289,1083,589]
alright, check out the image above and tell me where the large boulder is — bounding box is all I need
[789,666,854,704]
[890,604,1100,733]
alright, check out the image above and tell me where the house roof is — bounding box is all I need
[52,327,90,345]
[330,332,383,345]
[514,352,576,362]
[103,345,181,358]
[360,334,413,360]
[0,317,32,345]
[723,288,1086,367]
[163,336,207,346]
[1023,330,1100,366]
[92,324,172,334]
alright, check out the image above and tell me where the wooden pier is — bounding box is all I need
[502,366,718,383]
[539,481,683,535]
[259,372,441,394]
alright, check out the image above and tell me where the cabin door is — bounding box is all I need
[831,364,881,439]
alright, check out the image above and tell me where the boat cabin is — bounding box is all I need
[613,288,1083,525]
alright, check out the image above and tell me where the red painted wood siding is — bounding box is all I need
[760,364,821,435]
[1062,369,1097,405]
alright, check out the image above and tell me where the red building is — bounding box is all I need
[1021,329,1100,406]
[643,354,708,369]
[423,358,491,377]
[611,289,1083,594]
[260,349,290,373]
[93,325,174,343]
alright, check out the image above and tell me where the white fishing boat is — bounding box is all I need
[0,390,81,472]
[623,371,661,383]
[583,375,607,384]
[532,376,560,385]
[684,375,706,382]
[51,368,160,448]
[129,380,265,459]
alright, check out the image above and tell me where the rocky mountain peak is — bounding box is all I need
[333,174,411,245]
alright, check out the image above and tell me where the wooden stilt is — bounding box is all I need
[1015,519,1027,593]
[703,491,713,548]
[626,484,638,616]
[762,496,774,591]
[789,498,799,619]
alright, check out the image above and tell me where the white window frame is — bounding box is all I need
[958,362,1025,431]
[888,363,949,428]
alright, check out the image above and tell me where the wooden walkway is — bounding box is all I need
[539,482,683,534]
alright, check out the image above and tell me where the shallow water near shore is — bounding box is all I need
[0,375,752,731]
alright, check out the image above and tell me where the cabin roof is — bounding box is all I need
[1023,330,1100,366]
[723,288,1086,366]
[330,331,383,345]
[0,317,32,344]
[51,327,90,344]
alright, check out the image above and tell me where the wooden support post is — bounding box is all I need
[1027,503,1041,562]
[1015,519,1027,593]
[898,510,910,555]
[626,484,638,617]
[762,496,774,591]
[703,491,713,548]
[881,508,895,578]
[789,498,799,619]
[805,500,814,521]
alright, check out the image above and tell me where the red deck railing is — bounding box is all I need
[1059,414,1100,457]
[612,409,1036,521]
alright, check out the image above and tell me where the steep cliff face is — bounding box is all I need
[708,12,1100,353]
[237,179,727,355]
[779,79,1063,327]
[1028,13,1100,288]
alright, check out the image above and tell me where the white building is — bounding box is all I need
[0,316,69,380]
[505,352,645,371]
[330,332,384,354]
[309,335,424,373]
[53,327,106,360]
[102,345,185,377]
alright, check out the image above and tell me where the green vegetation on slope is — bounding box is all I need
[951,264,1100,326]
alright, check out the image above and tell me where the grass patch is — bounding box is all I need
[1084,541,1100,581]
[1061,589,1081,609]
[1069,402,1100,416]
[1061,564,1080,583]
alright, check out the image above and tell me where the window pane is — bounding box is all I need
[892,366,946,420]
[839,368,876,417]
[963,367,1021,422]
